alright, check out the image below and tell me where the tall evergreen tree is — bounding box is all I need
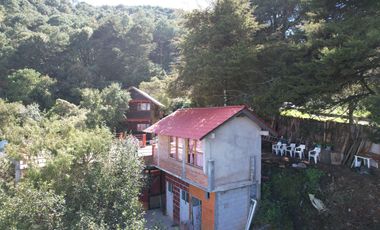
[176,0,263,106]
[270,0,380,122]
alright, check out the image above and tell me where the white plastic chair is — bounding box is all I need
[272,142,282,155]
[308,147,321,164]
[285,143,296,157]
[278,144,286,156]
[294,144,306,159]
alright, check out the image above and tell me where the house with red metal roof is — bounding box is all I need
[144,105,275,230]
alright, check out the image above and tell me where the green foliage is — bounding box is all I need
[0,1,184,103]
[255,167,325,229]
[176,0,263,106]
[175,0,379,122]
[365,90,380,143]
[0,98,146,229]
[305,168,325,194]
[255,183,282,225]
[262,0,380,119]
[3,68,56,108]
[0,157,15,192]
[0,182,65,230]
[139,75,186,112]
[80,83,130,130]
[47,98,85,118]
[0,99,25,129]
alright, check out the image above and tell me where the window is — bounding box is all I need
[137,123,150,131]
[181,190,189,203]
[169,136,177,158]
[169,137,183,161]
[168,182,173,193]
[137,103,150,111]
[187,139,203,168]
[169,137,203,167]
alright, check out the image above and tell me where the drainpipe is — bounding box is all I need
[245,199,257,230]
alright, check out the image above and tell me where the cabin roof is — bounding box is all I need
[144,105,276,140]
[128,86,165,107]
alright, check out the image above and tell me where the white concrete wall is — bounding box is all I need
[204,116,261,190]
[214,186,251,230]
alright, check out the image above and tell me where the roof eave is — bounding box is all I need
[128,86,165,108]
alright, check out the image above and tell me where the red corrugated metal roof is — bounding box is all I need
[144,105,247,140]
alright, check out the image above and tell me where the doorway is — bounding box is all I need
[166,181,173,220]
[191,197,202,230]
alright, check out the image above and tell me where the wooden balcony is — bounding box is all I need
[152,148,210,189]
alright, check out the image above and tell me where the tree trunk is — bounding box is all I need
[347,102,356,147]
[348,102,355,125]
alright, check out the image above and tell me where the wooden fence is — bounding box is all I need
[271,116,375,165]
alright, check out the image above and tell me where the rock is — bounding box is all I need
[292,162,307,168]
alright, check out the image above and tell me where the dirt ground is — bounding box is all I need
[260,151,380,230]
[316,163,380,229]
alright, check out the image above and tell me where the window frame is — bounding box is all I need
[168,182,173,193]
[137,102,151,111]
[181,190,189,203]
[186,139,204,169]
[169,136,183,161]
[136,123,150,131]
[168,137,204,169]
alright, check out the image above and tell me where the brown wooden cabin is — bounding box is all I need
[125,87,164,141]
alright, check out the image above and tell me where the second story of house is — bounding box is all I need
[144,105,276,192]
[125,87,164,133]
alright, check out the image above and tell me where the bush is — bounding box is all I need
[0,182,65,230]
[255,166,325,229]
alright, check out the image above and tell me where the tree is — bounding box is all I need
[80,83,130,130]
[150,18,179,72]
[0,1,184,103]
[275,0,380,122]
[0,99,146,229]
[139,75,175,108]
[74,139,145,229]
[0,182,66,230]
[176,0,263,106]
[252,0,305,40]
[365,86,380,143]
[246,0,380,120]
[2,68,56,108]
[48,98,85,118]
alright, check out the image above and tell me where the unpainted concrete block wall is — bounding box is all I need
[204,116,261,190]
[215,186,250,230]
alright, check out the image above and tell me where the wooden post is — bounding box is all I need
[142,134,146,147]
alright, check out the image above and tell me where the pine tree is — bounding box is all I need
[176,0,263,106]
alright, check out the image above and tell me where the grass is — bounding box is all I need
[281,108,370,124]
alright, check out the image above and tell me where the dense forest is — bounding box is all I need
[0,0,379,228]
[176,0,379,120]
[0,1,183,228]
[0,0,379,121]
[0,0,183,106]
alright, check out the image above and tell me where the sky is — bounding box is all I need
[81,0,212,10]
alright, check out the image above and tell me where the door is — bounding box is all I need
[166,182,173,219]
[191,197,202,230]
[180,189,190,224]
